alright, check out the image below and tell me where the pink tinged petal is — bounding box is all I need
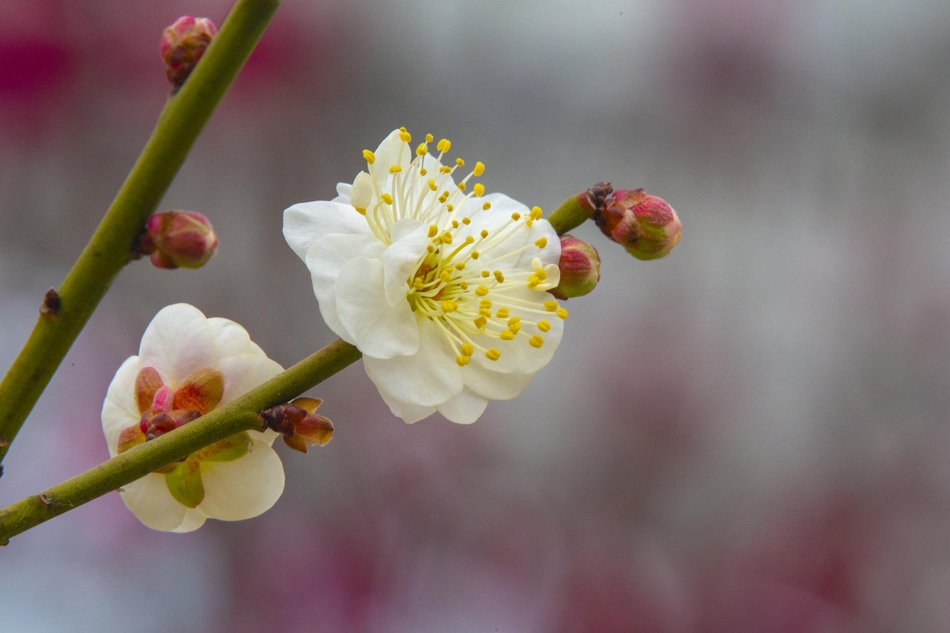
[377,388,437,424]
[117,425,146,454]
[151,384,174,413]
[304,233,385,344]
[462,364,534,400]
[195,431,251,462]
[363,320,463,407]
[198,440,284,521]
[139,304,215,387]
[283,200,372,262]
[435,389,489,425]
[120,473,188,532]
[206,317,265,359]
[382,219,427,306]
[216,353,283,409]
[134,366,165,414]
[334,256,420,359]
[102,356,143,457]
[164,459,205,508]
[172,367,224,414]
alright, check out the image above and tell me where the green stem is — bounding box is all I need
[546,194,593,236]
[0,0,283,464]
[0,339,361,544]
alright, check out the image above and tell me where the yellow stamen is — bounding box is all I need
[556,308,569,320]
[461,343,474,356]
[473,183,485,197]
[544,301,558,312]
[441,232,453,244]
[441,300,458,313]
[475,285,489,296]
[529,335,544,348]
[511,212,521,221]
[389,165,402,173]
[456,355,469,367]
[473,161,485,176]
[483,202,491,210]
[496,307,509,318]
[474,316,487,328]
[530,206,543,220]
[381,193,393,205]
[416,143,428,156]
[362,149,376,164]
[428,225,439,238]
[437,139,451,153]
[455,158,465,167]
[485,348,501,361]
[426,133,434,143]
[458,182,467,191]
[428,179,438,191]
[481,270,490,278]
[493,270,505,283]
[500,330,515,341]
[462,217,471,225]
[535,237,547,248]
[399,130,411,142]
[354,207,366,215]
[480,229,489,239]
[471,251,480,259]
[537,320,551,332]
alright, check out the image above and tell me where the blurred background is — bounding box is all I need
[3,0,950,631]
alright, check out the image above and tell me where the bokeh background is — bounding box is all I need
[3,0,950,631]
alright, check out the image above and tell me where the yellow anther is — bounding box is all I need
[526,219,534,228]
[437,138,451,153]
[479,308,492,318]
[439,270,452,284]
[535,267,547,281]
[511,212,521,221]
[485,348,501,361]
[500,330,515,341]
[439,192,449,203]
[482,202,491,210]
[416,144,428,156]
[535,237,547,248]
[461,343,474,356]
[362,149,376,164]
[428,225,439,238]
[473,183,485,197]
[426,244,435,253]
[480,229,489,239]
[458,182,467,191]
[452,220,459,229]
[527,276,540,288]
[441,300,458,313]
[441,232,453,245]
[480,299,492,308]
[428,179,438,191]
[462,217,471,225]
[464,236,474,244]
[413,278,425,290]
[399,130,411,142]
[455,158,465,167]
[475,285,489,296]
[496,307,509,318]
[440,165,452,174]
[354,206,367,215]
[425,133,434,143]
[471,251,480,259]
[456,355,470,367]
[455,262,465,270]
[529,335,544,348]
[474,316,487,328]
[530,206,543,220]
[544,300,558,312]
[399,126,407,132]
[420,168,428,176]
[493,270,505,283]
[537,320,551,332]
[381,193,393,205]
[481,270,490,278]
[556,308,569,320]
[446,204,454,212]
[389,165,402,173]
[473,161,485,176]
[460,281,469,290]
[508,321,521,335]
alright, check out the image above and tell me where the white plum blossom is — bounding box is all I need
[283,128,568,424]
[101,303,285,532]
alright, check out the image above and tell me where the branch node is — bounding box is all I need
[39,289,61,316]
[38,493,52,508]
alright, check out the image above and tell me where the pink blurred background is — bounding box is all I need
[4,0,950,631]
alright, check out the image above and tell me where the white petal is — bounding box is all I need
[350,171,374,210]
[283,200,371,261]
[363,320,463,406]
[334,182,352,202]
[471,286,564,375]
[217,353,283,408]
[206,317,265,359]
[198,440,285,521]
[139,304,214,387]
[371,129,410,184]
[172,507,209,533]
[514,217,561,269]
[305,233,385,343]
[378,388,437,424]
[462,363,534,400]
[436,388,488,424]
[120,473,188,532]
[335,256,420,359]
[101,356,142,457]
[382,219,427,306]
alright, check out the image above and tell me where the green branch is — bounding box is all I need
[0,339,361,544]
[0,0,283,464]
[546,193,593,236]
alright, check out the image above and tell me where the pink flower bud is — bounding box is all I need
[141,211,218,270]
[595,189,681,260]
[550,235,600,300]
[259,397,334,453]
[160,16,217,90]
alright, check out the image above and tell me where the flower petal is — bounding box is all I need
[198,440,285,521]
[283,200,371,261]
[305,233,384,343]
[382,219,427,306]
[377,388,437,424]
[206,317,265,359]
[371,129,411,184]
[172,508,209,533]
[217,353,283,408]
[435,388,488,425]
[335,256,420,358]
[363,319,463,406]
[462,364,534,400]
[334,182,352,203]
[120,473,188,532]
[102,356,142,457]
[139,304,214,387]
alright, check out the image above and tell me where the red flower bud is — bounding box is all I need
[550,235,600,300]
[259,397,334,453]
[160,16,217,90]
[595,189,681,260]
[141,211,218,270]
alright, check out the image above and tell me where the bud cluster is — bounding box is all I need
[593,187,681,261]
[260,397,334,453]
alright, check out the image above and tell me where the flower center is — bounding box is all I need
[355,128,570,367]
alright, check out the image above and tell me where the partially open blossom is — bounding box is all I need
[596,189,681,260]
[260,397,334,453]
[160,16,217,89]
[102,304,285,532]
[140,210,218,269]
[550,235,600,300]
[284,128,567,424]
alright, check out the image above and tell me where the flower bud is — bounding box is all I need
[259,397,334,453]
[549,235,600,300]
[140,211,218,270]
[596,189,681,260]
[160,16,217,90]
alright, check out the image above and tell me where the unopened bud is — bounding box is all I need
[550,235,600,300]
[259,397,334,453]
[160,16,217,90]
[596,189,681,260]
[140,211,218,270]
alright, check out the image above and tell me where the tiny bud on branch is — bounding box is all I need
[161,16,217,91]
